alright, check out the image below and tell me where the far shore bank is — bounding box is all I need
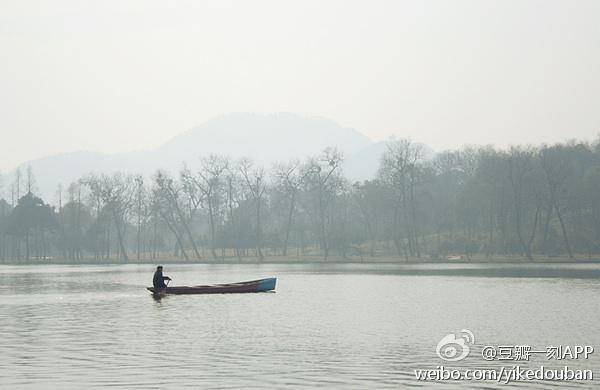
[2,255,600,266]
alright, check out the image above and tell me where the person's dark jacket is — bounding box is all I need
[153,270,170,289]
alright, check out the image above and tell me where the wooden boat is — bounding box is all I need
[147,277,276,295]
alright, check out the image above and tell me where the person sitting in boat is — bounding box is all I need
[153,266,171,291]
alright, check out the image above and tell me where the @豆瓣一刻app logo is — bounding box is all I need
[436,329,475,362]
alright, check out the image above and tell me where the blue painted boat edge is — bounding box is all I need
[256,277,276,292]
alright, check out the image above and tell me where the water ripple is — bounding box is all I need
[1,263,599,388]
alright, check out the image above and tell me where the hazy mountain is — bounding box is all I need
[156,113,371,167]
[7,113,428,202]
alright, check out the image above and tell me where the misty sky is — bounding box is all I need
[1,0,599,171]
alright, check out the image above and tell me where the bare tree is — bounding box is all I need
[507,147,542,260]
[272,160,303,256]
[238,158,267,260]
[83,173,135,261]
[540,146,574,258]
[225,169,244,260]
[26,165,37,195]
[14,168,22,201]
[133,175,150,261]
[351,180,387,257]
[152,171,201,261]
[302,148,343,260]
[192,155,229,260]
[378,139,424,259]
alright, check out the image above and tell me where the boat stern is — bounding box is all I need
[256,278,276,292]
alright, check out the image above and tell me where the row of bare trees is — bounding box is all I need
[2,140,600,262]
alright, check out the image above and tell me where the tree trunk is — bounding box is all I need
[554,202,574,258]
[112,210,129,261]
[255,199,264,261]
[159,210,189,261]
[541,199,553,255]
[318,187,328,261]
[282,191,296,257]
[171,201,201,261]
[25,229,30,260]
[208,201,218,260]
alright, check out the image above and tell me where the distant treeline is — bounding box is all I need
[1,139,600,262]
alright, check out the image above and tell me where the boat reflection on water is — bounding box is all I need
[151,292,166,302]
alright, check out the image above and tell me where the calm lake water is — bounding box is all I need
[1,263,599,389]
